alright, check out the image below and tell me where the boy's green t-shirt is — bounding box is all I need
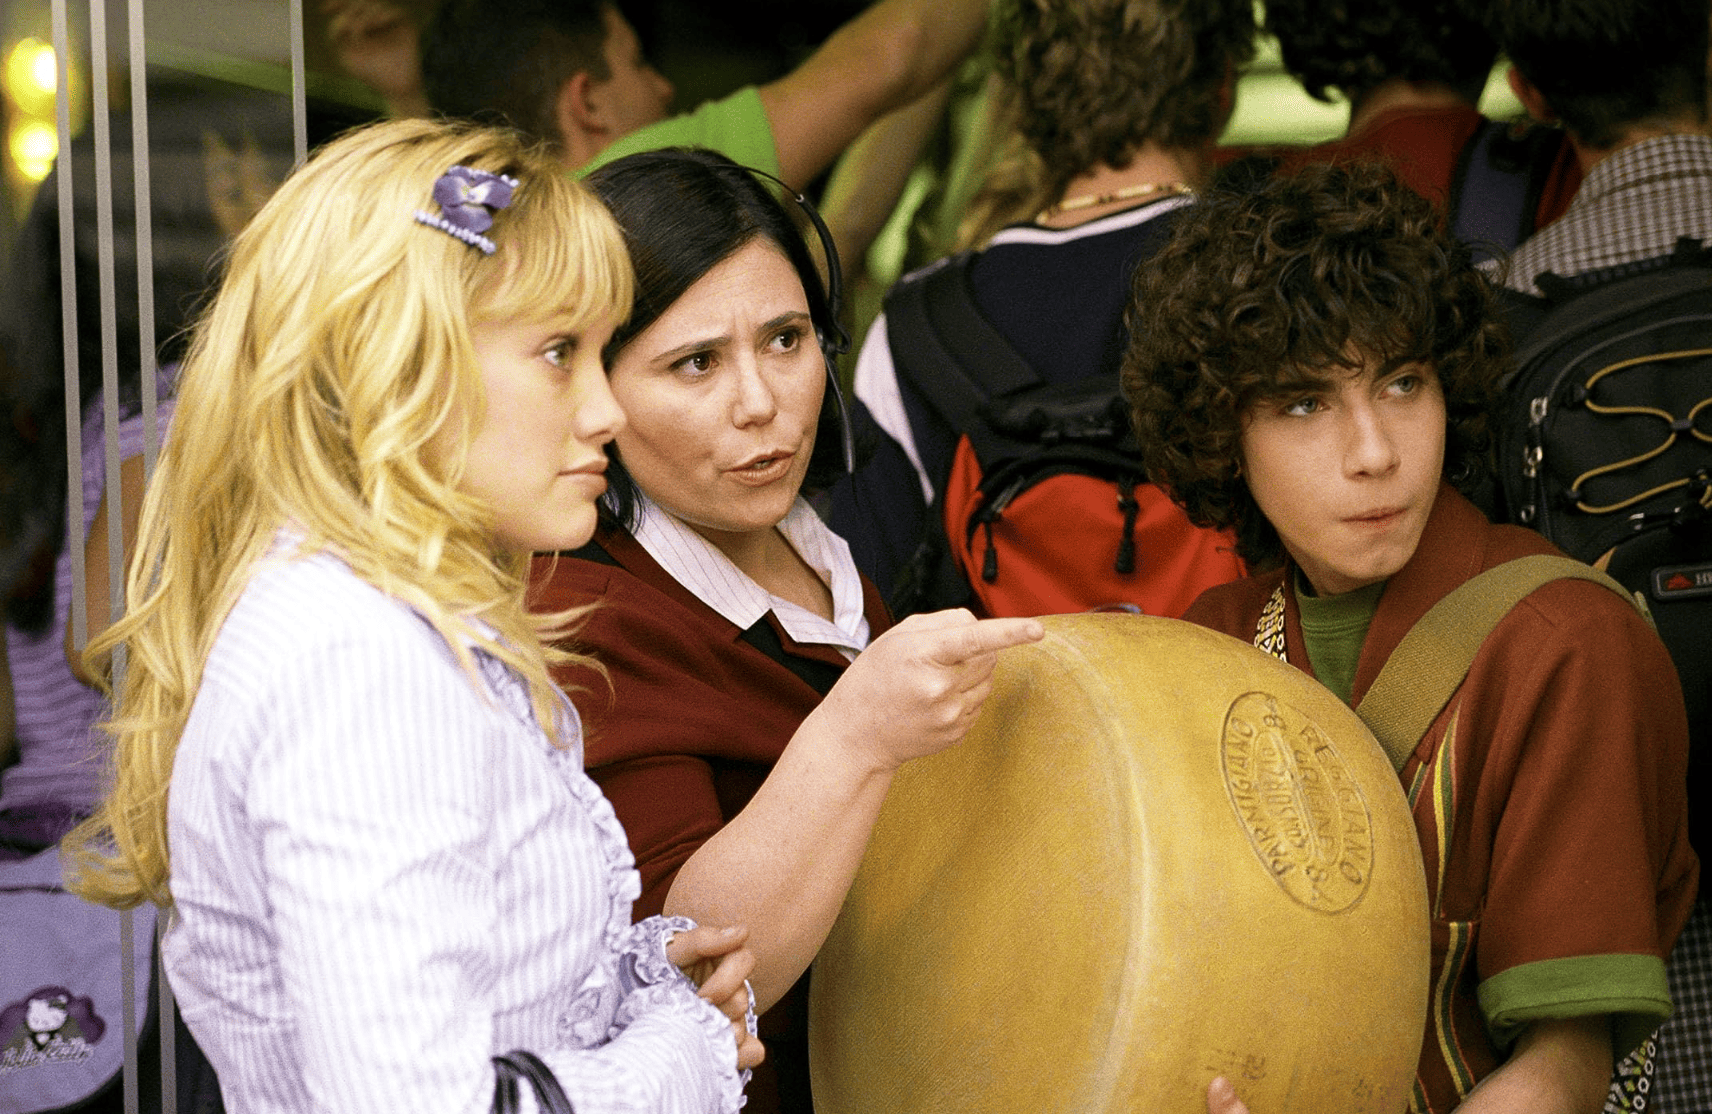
[1292,572,1385,705]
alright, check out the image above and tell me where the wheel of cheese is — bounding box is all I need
[809,613,1429,1113]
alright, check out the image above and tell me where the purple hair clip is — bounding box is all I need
[414,165,519,255]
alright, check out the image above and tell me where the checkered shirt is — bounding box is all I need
[1651,897,1712,1113]
[1496,133,1712,295]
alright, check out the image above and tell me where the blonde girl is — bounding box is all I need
[64,117,759,1113]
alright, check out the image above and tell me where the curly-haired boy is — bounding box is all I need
[1123,162,1696,1113]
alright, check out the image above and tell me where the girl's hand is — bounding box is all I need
[666,924,765,1070]
[809,610,1045,771]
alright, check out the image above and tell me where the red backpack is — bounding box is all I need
[884,253,1245,619]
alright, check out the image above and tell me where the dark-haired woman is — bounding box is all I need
[529,147,1042,1114]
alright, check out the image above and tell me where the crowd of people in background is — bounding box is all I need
[1,0,1708,1112]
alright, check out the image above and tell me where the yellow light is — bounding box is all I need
[30,42,57,94]
[10,120,57,182]
[5,39,58,115]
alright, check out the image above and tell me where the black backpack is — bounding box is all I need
[883,252,1246,619]
[1494,238,1712,858]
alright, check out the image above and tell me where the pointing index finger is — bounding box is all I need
[928,617,1045,666]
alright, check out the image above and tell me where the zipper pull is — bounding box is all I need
[1115,479,1140,575]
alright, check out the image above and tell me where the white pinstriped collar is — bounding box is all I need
[630,491,870,660]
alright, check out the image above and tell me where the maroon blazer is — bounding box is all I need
[533,524,892,916]
[530,522,893,1114]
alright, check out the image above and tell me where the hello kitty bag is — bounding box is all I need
[0,845,156,1111]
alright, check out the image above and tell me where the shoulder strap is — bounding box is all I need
[883,252,1042,430]
[1529,235,1712,308]
[1449,119,1560,265]
[1354,555,1642,771]
[492,1050,575,1114]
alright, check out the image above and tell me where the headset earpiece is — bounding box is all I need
[734,164,856,473]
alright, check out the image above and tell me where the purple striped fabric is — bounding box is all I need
[2,392,174,825]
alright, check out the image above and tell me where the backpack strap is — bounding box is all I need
[883,253,1047,617]
[1448,119,1561,265]
[1505,240,1712,389]
[1531,237,1712,307]
[1354,555,1643,771]
[883,252,1041,430]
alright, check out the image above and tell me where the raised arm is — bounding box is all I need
[661,609,1043,1009]
[820,79,953,282]
[758,0,992,188]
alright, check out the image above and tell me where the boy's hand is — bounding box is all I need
[1208,1077,1252,1114]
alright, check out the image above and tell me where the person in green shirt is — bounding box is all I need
[420,0,992,188]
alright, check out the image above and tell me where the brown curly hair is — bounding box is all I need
[960,0,1256,245]
[1120,162,1507,566]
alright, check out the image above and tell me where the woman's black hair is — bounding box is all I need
[582,146,849,533]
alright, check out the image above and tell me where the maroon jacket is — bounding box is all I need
[530,522,893,1114]
[1271,104,1582,233]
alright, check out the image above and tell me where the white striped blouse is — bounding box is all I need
[161,546,743,1114]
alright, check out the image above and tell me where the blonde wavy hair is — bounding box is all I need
[64,118,632,909]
